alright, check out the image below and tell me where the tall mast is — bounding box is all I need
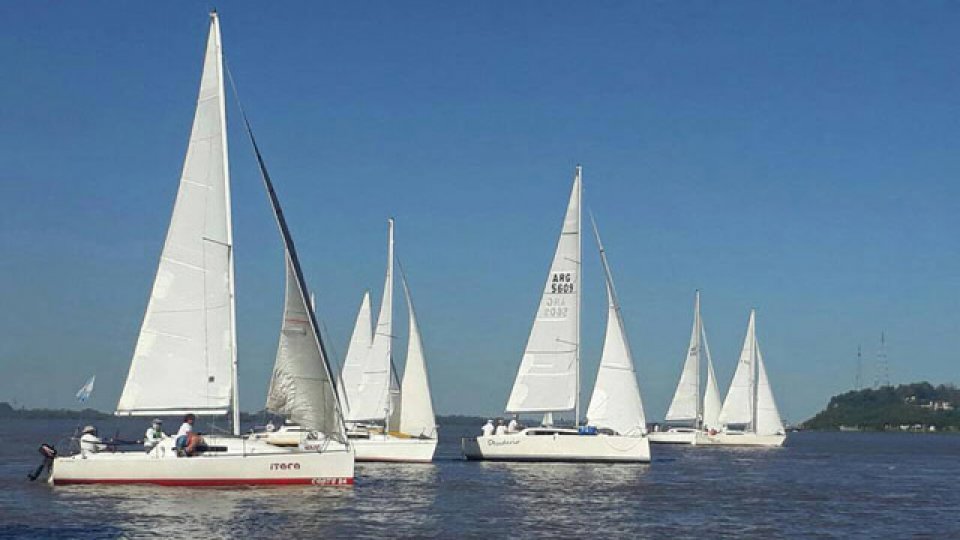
[694,290,702,426]
[209,11,240,436]
[574,165,582,426]
[855,344,862,390]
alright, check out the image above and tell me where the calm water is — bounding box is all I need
[0,418,957,538]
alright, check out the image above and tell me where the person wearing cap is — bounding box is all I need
[507,417,520,434]
[79,425,103,456]
[144,419,166,452]
[494,419,507,436]
[481,419,495,437]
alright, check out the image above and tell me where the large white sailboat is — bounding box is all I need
[461,166,650,462]
[649,291,722,445]
[697,309,786,447]
[339,219,438,462]
[49,12,354,486]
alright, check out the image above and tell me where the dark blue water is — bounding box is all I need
[1,418,957,538]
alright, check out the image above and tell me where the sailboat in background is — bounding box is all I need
[462,166,650,462]
[339,219,438,462]
[49,12,353,485]
[649,291,722,445]
[697,309,786,447]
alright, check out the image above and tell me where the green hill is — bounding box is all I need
[804,382,960,431]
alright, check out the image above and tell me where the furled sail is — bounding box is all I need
[754,343,785,435]
[338,290,372,417]
[240,104,345,442]
[397,271,438,438]
[585,216,646,435]
[117,13,235,417]
[506,167,581,414]
[719,310,757,428]
[345,219,395,422]
[665,291,702,423]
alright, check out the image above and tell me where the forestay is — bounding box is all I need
[585,217,646,435]
[506,168,581,414]
[398,272,438,438]
[345,219,395,422]
[117,15,235,417]
[719,310,757,428]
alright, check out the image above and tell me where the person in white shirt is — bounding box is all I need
[507,417,520,434]
[481,419,495,437]
[144,419,165,451]
[79,425,103,456]
[175,413,199,456]
[494,419,507,436]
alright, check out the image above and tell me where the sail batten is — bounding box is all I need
[116,14,235,418]
[506,168,581,414]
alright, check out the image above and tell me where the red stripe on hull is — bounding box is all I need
[54,477,354,487]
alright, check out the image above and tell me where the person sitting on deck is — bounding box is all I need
[175,413,204,456]
[79,425,103,456]
[144,418,165,452]
[494,419,507,436]
[481,419,494,437]
[507,417,520,434]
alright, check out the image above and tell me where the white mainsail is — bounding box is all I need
[345,219,395,422]
[701,324,722,430]
[397,271,437,438]
[719,310,758,428]
[665,292,702,423]
[754,342,785,435]
[585,217,646,435]
[339,290,373,417]
[117,14,236,419]
[506,167,581,414]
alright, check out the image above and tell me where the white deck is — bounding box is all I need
[461,428,651,463]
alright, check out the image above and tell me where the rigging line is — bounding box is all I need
[222,59,347,439]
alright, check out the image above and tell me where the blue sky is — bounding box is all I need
[1,2,958,423]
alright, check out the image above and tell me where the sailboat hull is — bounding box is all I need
[695,431,786,447]
[50,437,355,486]
[647,428,697,445]
[352,434,437,463]
[461,429,650,463]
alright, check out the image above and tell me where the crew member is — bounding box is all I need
[176,413,199,456]
[481,419,494,437]
[144,418,165,451]
[507,417,520,434]
[80,425,103,456]
[494,419,507,436]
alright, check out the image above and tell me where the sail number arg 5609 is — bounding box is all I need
[547,271,575,294]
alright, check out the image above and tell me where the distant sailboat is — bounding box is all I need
[462,166,650,462]
[698,309,786,447]
[339,219,438,462]
[49,12,353,486]
[649,291,722,445]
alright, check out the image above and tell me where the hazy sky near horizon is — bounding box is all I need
[1,2,958,423]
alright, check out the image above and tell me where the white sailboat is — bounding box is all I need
[49,12,354,486]
[649,291,722,445]
[462,166,650,462]
[697,309,786,447]
[339,219,438,462]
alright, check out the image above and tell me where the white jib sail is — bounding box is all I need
[701,320,722,430]
[665,291,702,423]
[338,290,373,418]
[506,167,581,414]
[719,310,757,428]
[585,216,646,435]
[117,14,235,417]
[397,271,437,438]
[754,342,785,435]
[265,256,342,436]
[346,219,395,422]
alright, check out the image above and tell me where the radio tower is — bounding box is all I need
[874,331,890,388]
[855,345,863,390]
